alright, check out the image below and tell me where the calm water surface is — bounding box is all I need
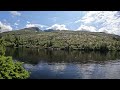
[5,47,120,79]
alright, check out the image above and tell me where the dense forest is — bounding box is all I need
[1,27,120,51]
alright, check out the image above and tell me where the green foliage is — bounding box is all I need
[0,56,30,79]
[46,41,53,47]
[0,39,6,56]
[0,38,30,79]
[1,29,120,51]
[14,35,20,47]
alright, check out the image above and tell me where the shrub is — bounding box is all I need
[0,38,30,79]
[0,56,30,79]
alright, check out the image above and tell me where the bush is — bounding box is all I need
[0,38,30,79]
[0,56,30,79]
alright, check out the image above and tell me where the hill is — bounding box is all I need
[1,27,120,51]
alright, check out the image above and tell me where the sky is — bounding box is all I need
[0,11,120,35]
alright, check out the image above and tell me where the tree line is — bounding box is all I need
[1,30,120,51]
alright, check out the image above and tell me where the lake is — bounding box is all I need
[5,47,120,79]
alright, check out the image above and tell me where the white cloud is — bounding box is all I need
[77,25,97,32]
[26,24,36,28]
[14,23,19,26]
[74,19,81,23]
[0,21,12,32]
[26,23,48,29]
[75,11,120,35]
[46,24,68,30]
[81,11,118,24]
[27,21,30,24]
[9,11,21,16]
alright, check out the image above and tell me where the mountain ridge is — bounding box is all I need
[1,27,120,51]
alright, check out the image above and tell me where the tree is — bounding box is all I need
[0,39,6,56]
[0,38,30,79]
[46,41,53,47]
[14,35,20,47]
[0,56,30,79]
[5,34,11,42]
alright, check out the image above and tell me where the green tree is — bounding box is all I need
[14,35,20,47]
[46,41,53,47]
[0,38,30,79]
[0,56,30,79]
[0,39,6,56]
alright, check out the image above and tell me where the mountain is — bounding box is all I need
[1,27,43,35]
[21,27,42,32]
[1,27,120,51]
[44,29,56,32]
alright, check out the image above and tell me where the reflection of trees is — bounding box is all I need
[5,48,120,64]
[14,48,19,58]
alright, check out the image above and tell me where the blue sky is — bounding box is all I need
[0,11,120,35]
[0,11,86,30]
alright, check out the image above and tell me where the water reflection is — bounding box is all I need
[5,47,120,79]
[5,47,120,64]
[24,61,120,79]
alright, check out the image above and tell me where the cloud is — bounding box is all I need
[26,23,48,29]
[75,11,120,35]
[26,24,68,31]
[75,11,104,24]
[81,11,119,24]
[26,24,36,28]
[9,11,21,16]
[74,19,81,23]
[0,21,12,32]
[77,25,97,32]
[27,21,30,24]
[14,23,19,26]
[46,24,68,30]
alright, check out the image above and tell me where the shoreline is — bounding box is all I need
[6,45,120,52]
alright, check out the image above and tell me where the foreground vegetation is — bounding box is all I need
[1,27,120,51]
[0,38,30,79]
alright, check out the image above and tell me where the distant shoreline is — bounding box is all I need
[6,45,120,52]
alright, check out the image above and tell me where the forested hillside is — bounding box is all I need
[1,27,120,51]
